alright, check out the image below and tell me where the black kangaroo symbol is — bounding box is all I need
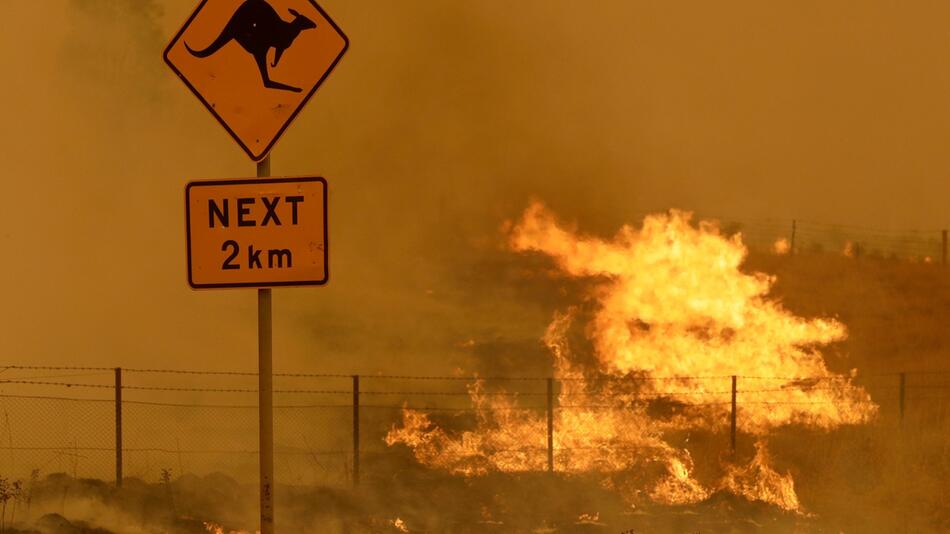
[185,0,316,92]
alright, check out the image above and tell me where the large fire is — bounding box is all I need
[386,202,877,511]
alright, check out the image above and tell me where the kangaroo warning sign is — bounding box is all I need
[165,0,348,161]
[185,176,328,289]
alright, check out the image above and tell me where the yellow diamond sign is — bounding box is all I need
[164,0,348,161]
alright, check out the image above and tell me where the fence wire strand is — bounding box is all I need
[0,364,945,486]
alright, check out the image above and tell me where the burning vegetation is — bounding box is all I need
[386,202,877,513]
[0,203,945,533]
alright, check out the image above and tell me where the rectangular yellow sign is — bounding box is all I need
[185,176,327,289]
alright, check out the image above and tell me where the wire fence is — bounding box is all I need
[665,214,950,262]
[0,365,946,487]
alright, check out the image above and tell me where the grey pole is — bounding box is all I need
[546,378,554,472]
[257,155,275,534]
[353,375,360,487]
[114,367,122,488]
[730,375,737,455]
[898,372,906,425]
[941,230,947,267]
[790,220,797,255]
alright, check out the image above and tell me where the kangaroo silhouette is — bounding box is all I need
[185,0,316,93]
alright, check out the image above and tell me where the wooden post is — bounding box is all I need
[546,378,554,472]
[942,230,947,267]
[257,155,275,534]
[114,367,122,488]
[899,372,906,425]
[730,375,737,455]
[790,220,797,255]
[352,375,360,487]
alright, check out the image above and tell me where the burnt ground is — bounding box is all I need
[0,471,820,533]
[7,439,946,534]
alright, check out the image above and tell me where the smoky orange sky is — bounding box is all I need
[2,1,949,373]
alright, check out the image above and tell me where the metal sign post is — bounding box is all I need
[257,156,275,534]
[166,1,347,531]
[184,167,328,533]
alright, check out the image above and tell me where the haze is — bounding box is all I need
[2,0,949,374]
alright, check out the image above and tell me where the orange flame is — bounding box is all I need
[719,440,800,512]
[386,202,877,512]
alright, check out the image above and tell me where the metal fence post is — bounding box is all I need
[353,375,360,487]
[546,378,554,472]
[730,375,737,455]
[899,372,906,425]
[791,220,797,255]
[942,230,947,267]
[114,367,122,488]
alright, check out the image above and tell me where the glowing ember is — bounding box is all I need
[576,512,604,525]
[843,241,855,258]
[386,202,877,512]
[203,523,258,534]
[772,237,791,255]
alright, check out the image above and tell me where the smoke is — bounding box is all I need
[2,0,950,373]
[0,1,949,530]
